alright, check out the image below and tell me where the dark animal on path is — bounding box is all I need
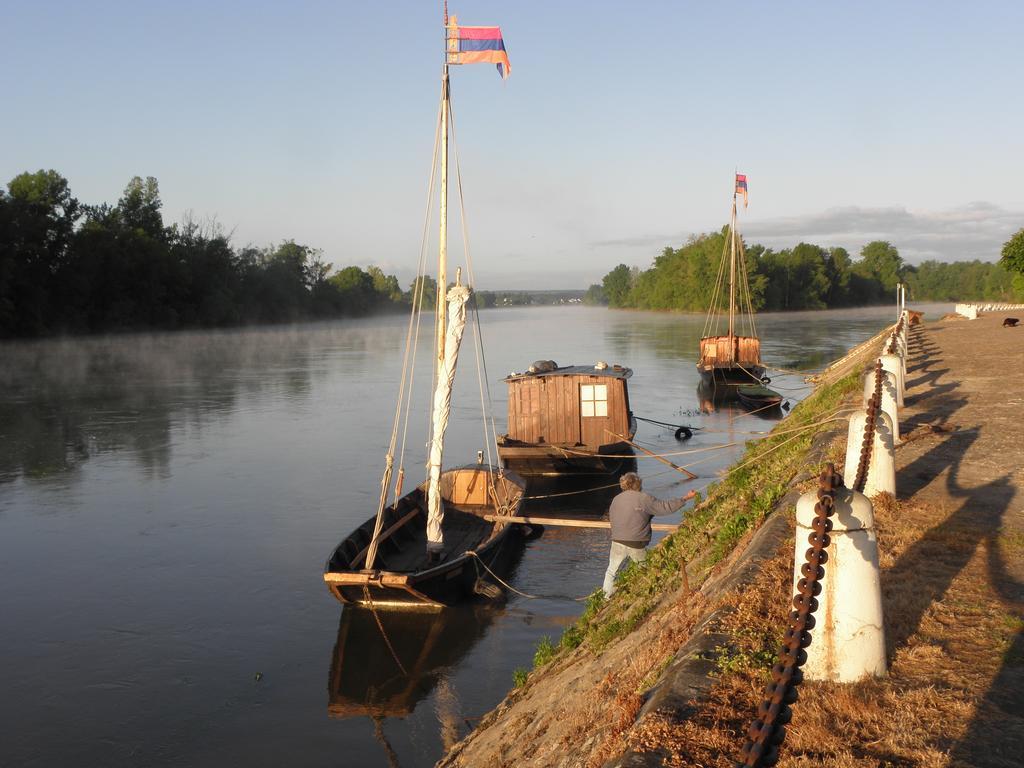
[1003,318,1019,327]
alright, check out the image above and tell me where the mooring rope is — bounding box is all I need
[363,585,408,676]
[463,549,598,601]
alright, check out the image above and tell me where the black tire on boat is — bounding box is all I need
[473,578,504,600]
[675,426,693,441]
[760,375,772,385]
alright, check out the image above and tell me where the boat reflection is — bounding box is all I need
[327,603,497,720]
[696,382,785,420]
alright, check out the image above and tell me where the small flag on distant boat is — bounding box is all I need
[446,16,511,80]
[735,173,749,208]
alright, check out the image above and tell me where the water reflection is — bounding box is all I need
[327,604,497,720]
[0,322,403,484]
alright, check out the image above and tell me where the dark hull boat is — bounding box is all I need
[323,467,526,610]
[324,16,524,612]
[736,384,783,411]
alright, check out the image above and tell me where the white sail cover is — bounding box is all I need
[426,285,472,552]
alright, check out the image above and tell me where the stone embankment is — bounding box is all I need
[437,309,1024,768]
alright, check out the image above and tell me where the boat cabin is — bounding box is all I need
[698,335,762,372]
[503,362,632,448]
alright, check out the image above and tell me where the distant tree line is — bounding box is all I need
[476,289,584,307]
[586,228,1024,311]
[0,170,421,338]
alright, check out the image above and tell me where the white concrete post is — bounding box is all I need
[794,487,887,681]
[863,367,900,440]
[878,353,904,408]
[843,410,896,497]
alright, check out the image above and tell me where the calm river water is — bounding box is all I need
[0,304,945,767]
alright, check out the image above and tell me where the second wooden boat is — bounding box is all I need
[697,173,766,389]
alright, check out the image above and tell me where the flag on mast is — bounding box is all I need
[446,17,511,79]
[735,173,749,209]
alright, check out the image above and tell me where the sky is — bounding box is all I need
[2,1,1022,289]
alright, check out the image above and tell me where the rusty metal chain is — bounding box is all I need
[853,359,884,493]
[886,317,904,355]
[734,464,842,768]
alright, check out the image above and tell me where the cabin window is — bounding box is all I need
[580,384,608,417]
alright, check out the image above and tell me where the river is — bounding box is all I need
[0,303,946,767]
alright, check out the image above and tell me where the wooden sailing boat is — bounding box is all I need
[697,173,766,388]
[323,9,525,610]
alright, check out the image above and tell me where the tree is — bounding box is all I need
[602,264,633,307]
[367,266,402,302]
[1000,228,1024,274]
[781,243,830,310]
[583,283,606,305]
[117,176,164,239]
[823,247,852,306]
[2,170,82,335]
[857,241,903,299]
[408,275,438,309]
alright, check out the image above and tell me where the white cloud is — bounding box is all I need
[592,202,1022,264]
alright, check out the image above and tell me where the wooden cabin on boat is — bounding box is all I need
[697,335,765,387]
[496,361,636,477]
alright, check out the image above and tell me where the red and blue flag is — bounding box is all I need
[735,173,749,208]
[447,21,511,79]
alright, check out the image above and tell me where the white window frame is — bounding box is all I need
[580,383,608,418]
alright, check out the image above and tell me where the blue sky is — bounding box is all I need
[3,1,1022,288]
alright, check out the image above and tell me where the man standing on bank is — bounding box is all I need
[602,472,697,596]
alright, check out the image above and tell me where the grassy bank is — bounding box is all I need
[519,369,861,678]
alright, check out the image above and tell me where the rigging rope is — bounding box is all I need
[448,86,504,479]
[465,550,591,602]
[366,91,445,567]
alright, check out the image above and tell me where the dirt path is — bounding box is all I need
[883,313,1024,765]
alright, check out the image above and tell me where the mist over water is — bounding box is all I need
[0,304,945,767]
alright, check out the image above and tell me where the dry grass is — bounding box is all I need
[621,489,1022,767]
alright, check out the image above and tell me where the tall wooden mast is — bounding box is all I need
[727,192,737,363]
[437,9,452,371]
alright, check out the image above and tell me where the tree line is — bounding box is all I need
[586,228,1024,310]
[0,170,428,338]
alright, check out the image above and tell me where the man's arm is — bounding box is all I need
[641,489,698,517]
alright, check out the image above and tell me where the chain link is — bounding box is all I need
[734,464,843,767]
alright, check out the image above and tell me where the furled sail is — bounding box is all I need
[426,284,472,553]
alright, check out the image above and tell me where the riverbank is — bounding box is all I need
[436,311,1023,767]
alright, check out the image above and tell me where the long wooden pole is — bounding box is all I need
[483,514,679,532]
[728,194,737,361]
[606,430,698,480]
[436,66,449,371]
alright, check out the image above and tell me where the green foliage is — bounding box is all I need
[583,283,606,305]
[512,667,529,687]
[0,170,408,338]
[904,259,1019,302]
[712,643,777,674]
[408,275,438,310]
[602,264,634,307]
[1001,228,1024,274]
[533,636,557,669]
[597,231,1020,310]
